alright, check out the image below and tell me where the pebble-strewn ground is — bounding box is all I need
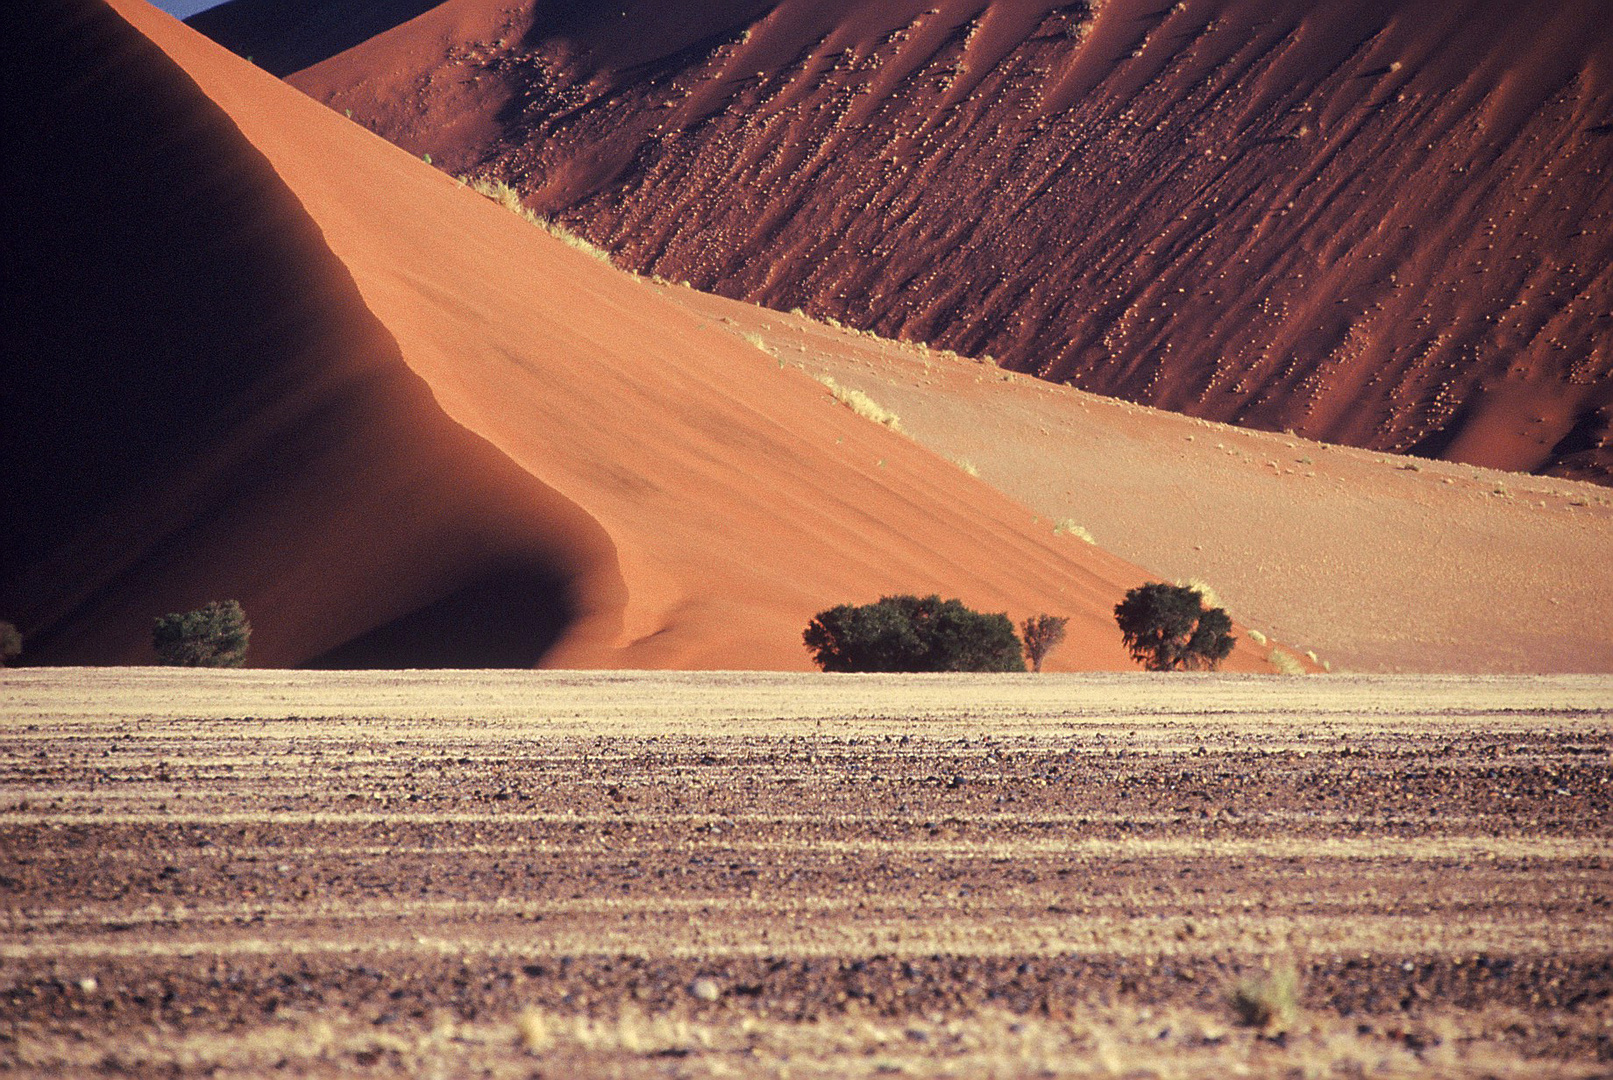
[2,670,1609,1077]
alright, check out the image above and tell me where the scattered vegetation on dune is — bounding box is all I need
[1053,519,1096,543]
[1268,646,1306,675]
[461,175,614,264]
[813,374,903,432]
[1178,577,1224,612]
[949,455,980,477]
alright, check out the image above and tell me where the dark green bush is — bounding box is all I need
[804,594,1026,673]
[1113,583,1235,671]
[153,600,251,667]
[0,621,21,667]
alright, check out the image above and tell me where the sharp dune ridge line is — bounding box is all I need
[178,0,1613,673]
[675,290,1613,673]
[229,0,1613,485]
[7,0,1321,673]
[8,3,1607,673]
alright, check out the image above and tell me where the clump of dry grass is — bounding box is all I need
[1179,577,1224,611]
[1228,965,1302,1035]
[814,374,902,431]
[1247,628,1269,646]
[518,1007,718,1063]
[1268,647,1306,675]
[1053,519,1096,544]
[462,175,614,264]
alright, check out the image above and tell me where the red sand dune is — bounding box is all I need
[3,0,620,669]
[6,0,1267,672]
[211,0,1613,483]
[666,288,1613,674]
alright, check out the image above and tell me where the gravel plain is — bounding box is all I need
[2,669,1610,1077]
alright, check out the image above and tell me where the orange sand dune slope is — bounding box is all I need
[7,0,1211,671]
[2,0,620,669]
[246,0,1613,483]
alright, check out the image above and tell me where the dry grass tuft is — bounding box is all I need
[462,175,614,264]
[1247,628,1269,646]
[519,1007,712,1058]
[1179,577,1224,611]
[1228,965,1302,1035]
[1268,647,1306,675]
[516,1009,554,1053]
[814,375,903,431]
[1054,520,1096,544]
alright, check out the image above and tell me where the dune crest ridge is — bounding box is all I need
[9,0,1246,672]
[2,0,624,669]
[220,0,1613,483]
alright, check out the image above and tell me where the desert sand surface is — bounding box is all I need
[8,2,1607,677]
[661,286,1613,675]
[3,0,621,670]
[8,1,1250,674]
[214,0,1613,481]
[3,668,1610,1077]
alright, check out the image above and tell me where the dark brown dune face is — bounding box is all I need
[231,0,1613,482]
[186,0,443,77]
[0,0,620,667]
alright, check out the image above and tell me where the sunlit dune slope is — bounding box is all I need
[2,0,622,669]
[6,0,1251,672]
[218,0,1613,483]
[666,289,1613,674]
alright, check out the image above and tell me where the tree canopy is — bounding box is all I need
[804,595,1026,673]
[1113,583,1235,671]
[153,600,252,667]
[1020,613,1068,672]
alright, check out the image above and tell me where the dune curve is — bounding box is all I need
[1,0,624,668]
[32,0,1276,673]
[229,0,1613,483]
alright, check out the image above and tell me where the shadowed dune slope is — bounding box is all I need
[1,0,622,668]
[186,0,441,77]
[224,0,1613,483]
[7,0,1235,673]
